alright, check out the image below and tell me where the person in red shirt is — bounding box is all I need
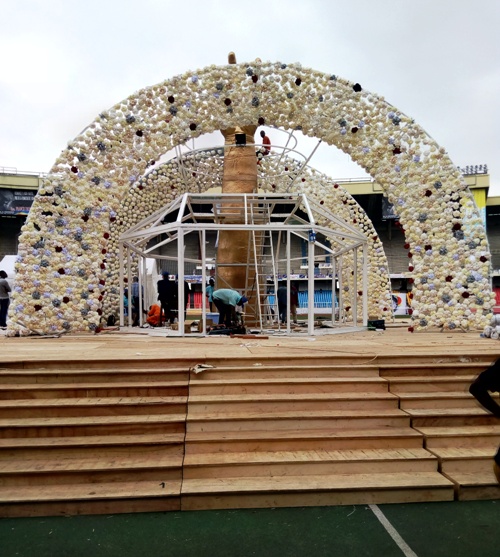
[257,130,271,158]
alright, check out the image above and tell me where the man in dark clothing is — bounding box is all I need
[157,272,175,326]
[290,283,299,324]
[277,284,287,324]
[469,359,500,483]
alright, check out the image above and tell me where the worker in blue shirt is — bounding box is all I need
[212,288,248,327]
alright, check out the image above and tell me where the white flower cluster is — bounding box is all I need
[8,60,493,335]
[482,315,500,339]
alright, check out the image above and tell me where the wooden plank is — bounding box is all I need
[0,433,184,450]
[181,472,454,495]
[415,425,500,438]
[0,443,185,462]
[187,394,398,415]
[189,377,389,395]
[417,425,500,449]
[0,383,188,399]
[457,484,500,501]
[429,447,498,459]
[0,468,183,487]
[186,410,410,432]
[0,369,190,384]
[184,448,435,466]
[185,425,421,442]
[0,414,187,438]
[191,365,381,380]
[386,376,475,393]
[0,396,187,419]
[181,486,453,511]
[412,416,498,428]
[400,395,483,411]
[184,427,424,453]
[0,452,184,475]
[442,470,500,488]
[182,449,438,478]
[0,479,181,501]
[379,363,489,377]
[188,392,396,403]
[0,496,181,518]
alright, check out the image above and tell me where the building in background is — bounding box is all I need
[0,168,41,257]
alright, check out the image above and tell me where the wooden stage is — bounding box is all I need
[0,325,499,517]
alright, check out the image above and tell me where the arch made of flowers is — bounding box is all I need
[8,60,493,335]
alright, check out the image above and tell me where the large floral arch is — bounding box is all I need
[8,60,493,335]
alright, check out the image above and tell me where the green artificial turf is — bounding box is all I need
[0,501,498,557]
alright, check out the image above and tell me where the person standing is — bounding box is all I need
[206,278,215,312]
[131,276,143,327]
[212,288,248,328]
[0,270,11,329]
[469,360,500,483]
[277,283,287,324]
[157,271,175,326]
[258,130,271,157]
[290,283,299,324]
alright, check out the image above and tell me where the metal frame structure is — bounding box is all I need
[118,192,369,336]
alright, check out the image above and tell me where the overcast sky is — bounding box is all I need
[1,0,499,193]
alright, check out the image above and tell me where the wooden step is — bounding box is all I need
[0,449,184,486]
[0,349,496,516]
[190,364,381,380]
[379,362,489,377]
[189,377,389,395]
[0,382,188,399]
[202,356,383,368]
[183,448,439,478]
[407,407,497,428]
[0,358,192,371]
[386,376,475,393]
[0,368,189,384]
[187,393,398,414]
[415,425,500,448]
[0,396,187,419]
[427,447,497,474]
[187,409,411,432]
[180,472,454,510]
[0,413,187,438]
[398,392,484,410]
[0,480,182,517]
[185,427,424,453]
[441,471,500,501]
[0,433,185,459]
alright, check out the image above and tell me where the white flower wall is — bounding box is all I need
[8,61,493,335]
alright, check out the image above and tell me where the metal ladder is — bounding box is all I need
[245,202,280,330]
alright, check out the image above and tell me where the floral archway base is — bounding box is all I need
[8,60,493,335]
